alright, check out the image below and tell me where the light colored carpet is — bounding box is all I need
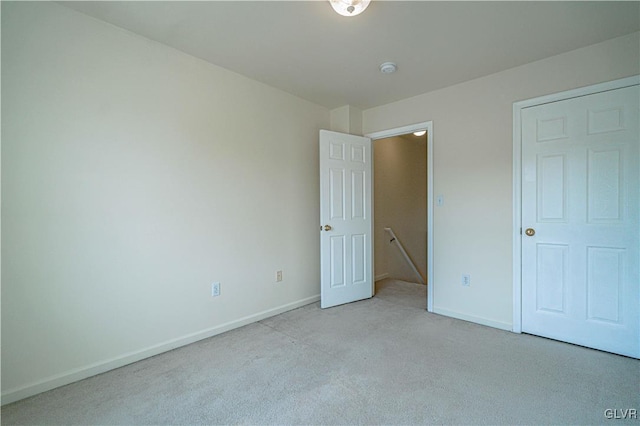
[2,279,638,425]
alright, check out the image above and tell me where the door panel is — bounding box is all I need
[320,130,372,308]
[535,243,568,314]
[537,154,567,221]
[521,85,639,358]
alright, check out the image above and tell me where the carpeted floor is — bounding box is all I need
[2,279,639,425]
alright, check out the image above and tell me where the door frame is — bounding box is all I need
[366,121,434,312]
[511,75,640,333]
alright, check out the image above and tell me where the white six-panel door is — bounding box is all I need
[521,85,639,358]
[320,130,373,309]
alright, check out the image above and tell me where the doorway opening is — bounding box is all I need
[366,122,434,312]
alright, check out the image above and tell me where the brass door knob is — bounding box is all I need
[324,224,332,231]
[525,228,535,237]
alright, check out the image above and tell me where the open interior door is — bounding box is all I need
[320,130,373,308]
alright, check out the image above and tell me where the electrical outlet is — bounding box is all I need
[462,274,471,287]
[212,282,221,297]
[276,270,283,282]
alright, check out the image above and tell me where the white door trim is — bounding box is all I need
[512,75,640,333]
[366,121,434,312]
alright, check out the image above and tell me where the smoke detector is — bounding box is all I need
[379,62,397,74]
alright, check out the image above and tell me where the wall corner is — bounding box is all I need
[330,105,363,135]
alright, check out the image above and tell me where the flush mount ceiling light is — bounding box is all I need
[379,62,397,74]
[413,130,427,137]
[329,0,371,17]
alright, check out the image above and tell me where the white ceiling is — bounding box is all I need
[58,1,639,110]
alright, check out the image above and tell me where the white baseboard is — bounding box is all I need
[1,294,320,405]
[375,273,390,282]
[433,307,512,331]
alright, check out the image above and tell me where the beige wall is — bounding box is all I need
[363,32,640,330]
[1,2,329,402]
[374,135,427,283]
[330,105,363,135]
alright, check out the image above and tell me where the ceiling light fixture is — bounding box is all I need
[329,0,371,17]
[413,130,427,137]
[379,62,397,74]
